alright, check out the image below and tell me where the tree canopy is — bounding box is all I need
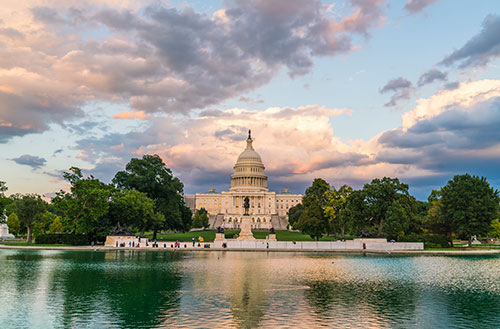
[113,155,191,235]
[440,174,499,246]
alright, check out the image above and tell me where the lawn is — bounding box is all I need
[150,230,354,242]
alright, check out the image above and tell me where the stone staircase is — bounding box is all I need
[271,215,289,231]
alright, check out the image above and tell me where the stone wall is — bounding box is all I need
[213,239,423,251]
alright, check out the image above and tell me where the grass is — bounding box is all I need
[0,242,74,247]
[149,230,354,242]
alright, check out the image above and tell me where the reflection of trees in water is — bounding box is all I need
[46,250,183,328]
[0,251,44,324]
[228,255,268,329]
[304,279,418,327]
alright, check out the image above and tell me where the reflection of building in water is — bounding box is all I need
[185,131,302,230]
[227,254,268,328]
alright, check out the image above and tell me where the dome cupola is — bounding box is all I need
[230,130,268,192]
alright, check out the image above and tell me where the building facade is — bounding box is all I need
[186,131,302,230]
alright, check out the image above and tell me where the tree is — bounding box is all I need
[296,178,331,239]
[48,216,65,233]
[424,190,454,246]
[440,174,500,247]
[192,208,209,230]
[113,154,189,238]
[296,201,324,240]
[362,177,416,236]
[12,194,47,242]
[324,184,353,237]
[384,200,411,240]
[7,213,20,236]
[342,189,370,235]
[33,211,58,238]
[489,219,500,239]
[288,203,303,229]
[180,205,193,232]
[108,190,160,235]
[52,167,112,235]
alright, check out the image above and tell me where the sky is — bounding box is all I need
[1,0,500,200]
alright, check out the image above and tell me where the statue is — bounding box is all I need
[248,129,251,139]
[243,196,250,215]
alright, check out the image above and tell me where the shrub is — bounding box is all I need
[35,233,89,245]
[399,234,451,248]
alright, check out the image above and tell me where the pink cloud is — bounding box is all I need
[113,110,149,120]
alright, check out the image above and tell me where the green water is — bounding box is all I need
[1,250,500,328]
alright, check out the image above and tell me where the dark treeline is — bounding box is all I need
[1,155,193,243]
[289,175,500,247]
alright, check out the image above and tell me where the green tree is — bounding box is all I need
[440,174,500,246]
[296,201,324,240]
[288,203,303,229]
[33,211,58,238]
[424,190,454,245]
[48,216,65,233]
[11,194,47,242]
[192,208,209,229]
[7,213,20,236]
[113,155,190,238]
[362,177,416,236]
[384,200,410,240]
[342,189,370,235]
[180,205,193,232]
[489,219,500,239]
[325,184,353,237]
[108,190,160,235]
[296,178,331,239]
[52,167,112,236]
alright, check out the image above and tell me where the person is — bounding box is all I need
[199,236,204,242]
[363,243,366,250]
[192,237,195,247]
[129,241,131,247]
[115,241,118,247]
[266,242,269,249]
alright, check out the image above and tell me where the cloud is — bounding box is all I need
[72,104,358,192]
[417,68,447,87]
[376,80,500,190]
[379,77,413,107]
[113,110,149,120]
[0,27,24,40]
[12,154,47,168]
[440,14,500,68]
[404,0,439,14]
[0,0,387,142]
[68,80,500,199]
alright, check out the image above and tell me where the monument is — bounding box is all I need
[188,130,302,231]
[0,223,15,240]
[237,196,255,240]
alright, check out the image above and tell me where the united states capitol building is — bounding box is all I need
[185,131,302,230]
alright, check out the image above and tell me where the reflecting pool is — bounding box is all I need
[1,250,500,328]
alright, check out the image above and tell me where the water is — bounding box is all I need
[1,250,500,328]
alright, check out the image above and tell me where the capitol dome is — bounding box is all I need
[230,130,268,192]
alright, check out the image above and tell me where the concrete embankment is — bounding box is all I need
[2,242,500,255]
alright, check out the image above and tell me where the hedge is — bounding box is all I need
[36,233,89,245]
[398,234,451,248]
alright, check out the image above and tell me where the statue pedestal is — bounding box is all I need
[268,234,277,241]
[237,215,255,240]
[215,233,225,241]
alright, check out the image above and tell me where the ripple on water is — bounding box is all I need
[1,250,500,328]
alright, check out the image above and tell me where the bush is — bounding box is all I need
[35,233,89,245]
[399,234,451,248]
